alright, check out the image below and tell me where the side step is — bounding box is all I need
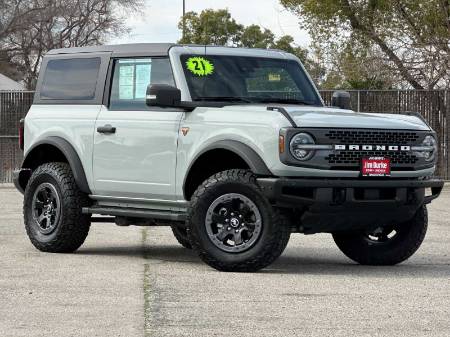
[82,206,186,222]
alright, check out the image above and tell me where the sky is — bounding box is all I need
[110,0,311,47]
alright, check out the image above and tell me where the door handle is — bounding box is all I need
[97,124,116,134]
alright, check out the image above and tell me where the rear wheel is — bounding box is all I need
[333,205,428,265]
[187,169,290,272]
[24,162,91,253]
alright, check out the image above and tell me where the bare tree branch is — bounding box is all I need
[0,0,141,88]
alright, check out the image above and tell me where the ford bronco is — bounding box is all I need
[14,43,444,272]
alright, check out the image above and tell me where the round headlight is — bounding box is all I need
[290,133,315,161]
[422,135,437,162]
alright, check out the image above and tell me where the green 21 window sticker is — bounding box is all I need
[186,57,214,76]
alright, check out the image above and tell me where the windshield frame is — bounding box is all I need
[169,46,324,107]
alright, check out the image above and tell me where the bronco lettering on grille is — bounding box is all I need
[334,145,411,151]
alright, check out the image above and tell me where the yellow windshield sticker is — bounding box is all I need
[268,73,281,82]
[186,57,214,76]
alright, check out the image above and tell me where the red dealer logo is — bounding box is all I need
[361,157,391,177]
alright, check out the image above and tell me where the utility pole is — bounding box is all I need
[182,0,186,41]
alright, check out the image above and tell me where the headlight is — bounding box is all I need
[422,135,437,161]
[413,135,437,162]
[289,133,315,161]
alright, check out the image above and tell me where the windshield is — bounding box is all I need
[180,54,322,106]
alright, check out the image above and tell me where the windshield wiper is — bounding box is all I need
[252,97,314,105]
[194,96,253,103]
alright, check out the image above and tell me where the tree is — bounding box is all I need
[0,0,52,84]
[0,51,21,81]
[318,41,398,90]
[280,0,450,89]
[0,0,45,41]
[0,0,141,89]
[178,9,325,85]
[178,9,243,46]
[240,25,275,49]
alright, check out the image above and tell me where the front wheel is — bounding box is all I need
[186,169,290,272]
[171,225,192,249]
[333,205,428,265]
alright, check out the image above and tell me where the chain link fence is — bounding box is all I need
[0,91,34,183]
[0,90,449,182]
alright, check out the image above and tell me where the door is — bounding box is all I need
[92,57,183,200]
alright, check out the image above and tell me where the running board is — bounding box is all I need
[82,206,186,222]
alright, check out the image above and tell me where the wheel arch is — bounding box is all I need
[19,137,91,194]
[183,140,272,200]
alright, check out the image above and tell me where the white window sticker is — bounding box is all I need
[135,64,151,99]
[119,65,134,99]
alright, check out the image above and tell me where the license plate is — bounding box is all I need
[361,157,391,177]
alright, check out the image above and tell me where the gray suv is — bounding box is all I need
[14,43,443,271]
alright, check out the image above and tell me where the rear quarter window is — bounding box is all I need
[40,58,101,100]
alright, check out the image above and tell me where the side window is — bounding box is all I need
[40,58,101,100]
[109,58,175,110]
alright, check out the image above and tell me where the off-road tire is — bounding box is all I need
[171,225,192,249]
[24,162,91,253]
[333,205,428,265]
[186,169,291,272]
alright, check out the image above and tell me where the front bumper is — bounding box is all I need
[257,177,444,233]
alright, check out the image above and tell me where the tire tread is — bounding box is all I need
[333,206,428,265]
[171,225,192,249]
[187,169,290,272]
[24,162,91,253]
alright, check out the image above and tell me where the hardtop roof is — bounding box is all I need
[47,43,176,57]
[46,43,292,58]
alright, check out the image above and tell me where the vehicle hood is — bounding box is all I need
[284,106,430,130]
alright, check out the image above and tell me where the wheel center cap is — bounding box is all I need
[230,218,240,228]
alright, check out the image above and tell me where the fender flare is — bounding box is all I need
[193,140,271,175]
[22,136,91,194]
[183,140,272,194]
[206,140,272,175]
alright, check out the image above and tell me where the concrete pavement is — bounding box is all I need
[1,187,449,337]
[0,188,143,337]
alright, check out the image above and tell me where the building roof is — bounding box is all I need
[0,73,25,91]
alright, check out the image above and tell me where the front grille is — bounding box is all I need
[326,151,418,165]
[325,130,419,145]
[281,128,432,171]
[321,129,423,170]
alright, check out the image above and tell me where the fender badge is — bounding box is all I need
[181,127,190,136]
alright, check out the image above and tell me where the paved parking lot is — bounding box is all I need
[1,186,449,337]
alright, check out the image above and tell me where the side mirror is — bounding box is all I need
[146,84,181,108]
[331,91,351,110]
